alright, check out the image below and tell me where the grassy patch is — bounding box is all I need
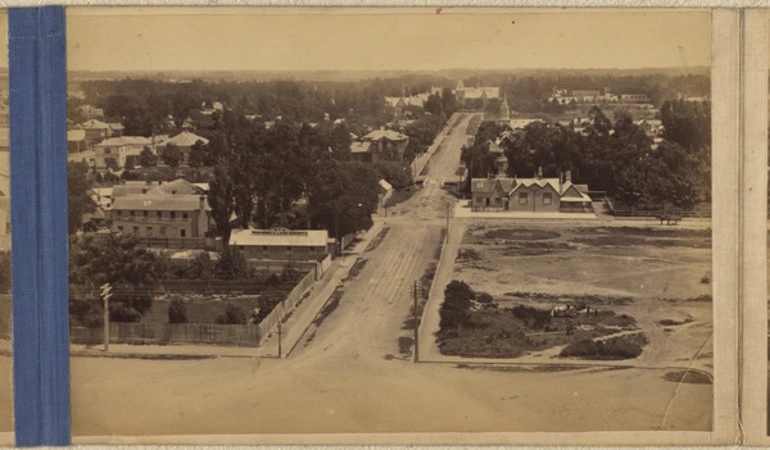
[365,226,390,253]
[559,333,648,360]
[436,305,638,359]
[498,241,575,256]
[663,369,713,385]
[484,228,561,241]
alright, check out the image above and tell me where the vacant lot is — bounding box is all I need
[450,222,712,367]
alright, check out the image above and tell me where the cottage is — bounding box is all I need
[471,170,592,213]
[229,228,333,262]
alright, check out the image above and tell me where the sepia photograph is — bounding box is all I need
[65,7,718,442]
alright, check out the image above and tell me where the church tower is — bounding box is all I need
[499,91,511,122]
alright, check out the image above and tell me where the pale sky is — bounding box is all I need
[67,8,711,72]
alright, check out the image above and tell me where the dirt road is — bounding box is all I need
[70,112,712,438]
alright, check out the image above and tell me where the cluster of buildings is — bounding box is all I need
[67,112,211,173]
[547,87,652,106]
[87,178,342,267]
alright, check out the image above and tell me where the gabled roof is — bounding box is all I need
[230,228,329,248]
[508,178,561,197]
[363,129,408,142]
[165,131,210,147]
[145,178,205,196]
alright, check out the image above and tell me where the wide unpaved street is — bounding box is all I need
[70,113,712,438]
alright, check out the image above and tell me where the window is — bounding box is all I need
[170,211,176,219]
[116,210,122,217]
[180,229,186,237]
[132,226,139,234]
[160,226,166,236]
[262,246,268,251]
[130,210,135,216]
[543,193,552,205]
[239,246,245,250]
[104,149,111,154]
[286,246,292,252]
[4,222,9,234]
[147,227,153,237]
[143,211,148,217]
[182,212,189,219]
[519,193,528,205]
[157,211,162,218]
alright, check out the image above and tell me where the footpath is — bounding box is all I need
[69,221,385,361]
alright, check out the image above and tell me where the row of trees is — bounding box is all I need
[204,110,383,245]
[462,101,710,210]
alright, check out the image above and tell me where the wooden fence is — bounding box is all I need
[257,269,317,345]
[604,198,712,219]
[70,322,261,347]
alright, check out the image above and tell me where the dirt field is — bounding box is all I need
[449,222,713,371]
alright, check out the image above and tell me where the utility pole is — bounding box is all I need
[446,201,450,236]
[100,283,113,352]
[413,281,419,363]
[277,320,283,358]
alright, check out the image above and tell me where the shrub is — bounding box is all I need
[477,292,494,304]
[559,334,648,360]
[216,247,251,280]
[265,273,281,286]
[109,302,143,323]
[168,298,188,324]
[215,304,247,325]
[511,305,552,330]
[439,280,475,329]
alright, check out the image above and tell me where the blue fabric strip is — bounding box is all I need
[10,7,70,446]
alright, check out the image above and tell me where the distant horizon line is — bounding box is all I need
[67,65,710,74]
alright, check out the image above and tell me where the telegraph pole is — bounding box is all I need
[413,281,419,363]
[277,320,283,358]
[100,283,113,352]
[446,201,450,236]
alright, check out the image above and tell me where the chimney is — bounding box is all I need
[199,196,206,212]
[537,166,543,179]
[565,170,572,183]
